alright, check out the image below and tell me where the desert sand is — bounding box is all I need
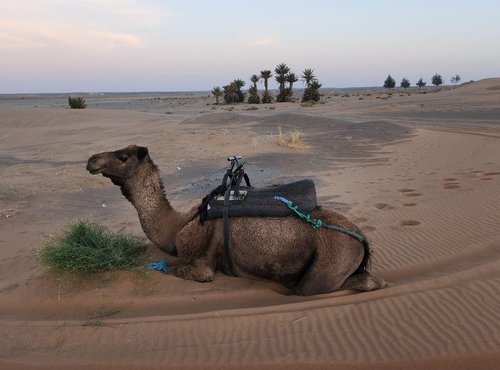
[1,79,500,369]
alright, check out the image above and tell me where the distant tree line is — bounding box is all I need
[383,73,461,93]
[212,63,322,105]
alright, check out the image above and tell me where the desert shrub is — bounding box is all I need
[39,220,146,273]
[247,86,260,104]
[261,91,273,103]
[223,80,245,104]
[277,127,305,149]
[302,80,322,103]
[68,96,87,109]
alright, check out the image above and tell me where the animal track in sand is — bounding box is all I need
[443,182,461,189]
[484,172,500,176]
[397,188,423,197]
[402,203,417,207]
[400,220,421,226]
[443,178,458,182]
[404,192,422,197]
[481,177,494,181]
[398,188,415,193]
[373,203,394,210]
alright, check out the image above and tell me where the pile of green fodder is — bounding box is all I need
[40,220,146,273]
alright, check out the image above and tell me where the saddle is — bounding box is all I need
[196,156,318,276]
[197,156,318,223]
[206,179,317,219]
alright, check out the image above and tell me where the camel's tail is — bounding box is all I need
[355,238,372,274]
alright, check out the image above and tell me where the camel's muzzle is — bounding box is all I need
[86,155,104,174]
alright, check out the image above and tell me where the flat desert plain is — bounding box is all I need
[1,79,500,369]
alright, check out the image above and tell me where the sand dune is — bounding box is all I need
[1,79,500,368]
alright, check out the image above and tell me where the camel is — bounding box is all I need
[86,145,387,295]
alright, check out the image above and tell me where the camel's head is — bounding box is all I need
[87,145,150,184]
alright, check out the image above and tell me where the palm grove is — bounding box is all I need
[212,63,322,105]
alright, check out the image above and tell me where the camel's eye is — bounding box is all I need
[118,154,128,163]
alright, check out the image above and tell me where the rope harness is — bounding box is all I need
[274,196,365,242]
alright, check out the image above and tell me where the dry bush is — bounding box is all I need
[68,96,87,109]
[276,127,306,149]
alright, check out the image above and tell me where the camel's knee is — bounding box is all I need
[175,261,215,282]
[342,272,387,291]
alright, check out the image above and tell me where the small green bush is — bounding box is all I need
[68,96,87,109]
[39,220,145,273]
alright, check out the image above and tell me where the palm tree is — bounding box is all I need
[275,74,287,102]
[286,73,298,90]
[275,63,290,93]
[275,63,291,102]
[233,79,245,89]
[260,70,273,103]
[260,70,272,92]
[286,72,298,100]
[301,68,316,88]
[223,82,239,104]
[211,86,223,105]
[232,79,245,102]
[302,80,322,102]
[250,74,260,89]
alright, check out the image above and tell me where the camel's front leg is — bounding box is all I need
[174,220,218,282]
[175,257,215,282]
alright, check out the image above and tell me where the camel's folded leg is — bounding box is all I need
[175,257,215,282]
[341,271,388,291]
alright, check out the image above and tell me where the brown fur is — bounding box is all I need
[87,145,387,295]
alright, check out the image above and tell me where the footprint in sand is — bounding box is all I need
[481,172,500,180]
[398,188,423,197]
[402,203,417,207]
[404,192,422,197]
[400,220,421,226]
[440,176,462,189]
[373,203,394,210]
[398,188,415,193]
[443,183,461,189]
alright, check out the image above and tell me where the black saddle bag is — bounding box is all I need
[206,179,317,219]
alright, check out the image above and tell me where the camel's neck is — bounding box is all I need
[120,160,186,253]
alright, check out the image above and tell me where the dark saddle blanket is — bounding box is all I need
[205,179,317,219]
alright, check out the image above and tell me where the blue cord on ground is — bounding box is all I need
[147,259,169,274]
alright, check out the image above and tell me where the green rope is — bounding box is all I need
[274,196,322,229]
[274,196,365,242]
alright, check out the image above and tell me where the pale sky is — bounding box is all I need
[1,0,499,93]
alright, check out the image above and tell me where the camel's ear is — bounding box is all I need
[137,146,149,160]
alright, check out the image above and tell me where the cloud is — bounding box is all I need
[0,19,143,51]
[0,1,167,51]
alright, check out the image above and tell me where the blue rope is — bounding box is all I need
[147,259,169,274]
[274,195,365,242]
